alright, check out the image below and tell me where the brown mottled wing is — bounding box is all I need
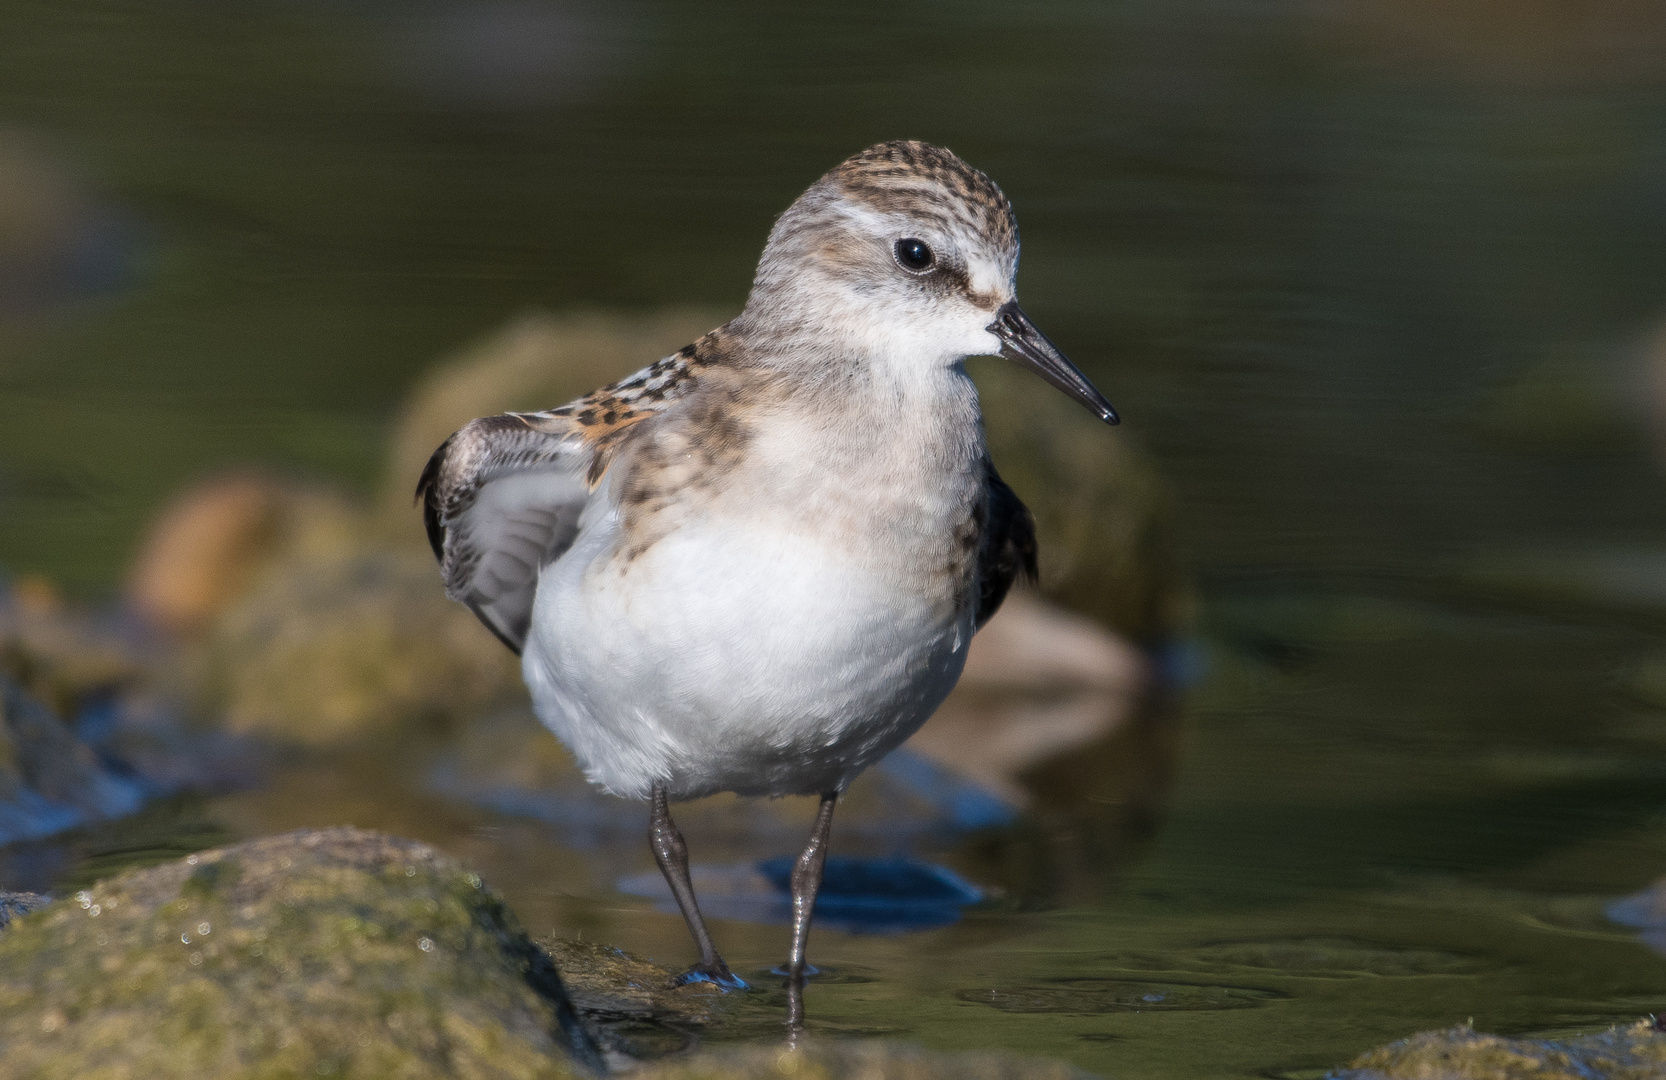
[975,455,1038,629]
[416,413,591,654]
[416,342,712,654]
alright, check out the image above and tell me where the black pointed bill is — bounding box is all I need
[988,301,1119,425]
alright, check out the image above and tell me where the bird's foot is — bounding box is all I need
[675,960,749,991]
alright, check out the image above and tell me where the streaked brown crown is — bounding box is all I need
[828,141,1017,252]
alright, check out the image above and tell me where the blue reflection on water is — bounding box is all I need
[756,854,985,933]
[619,854,984,934]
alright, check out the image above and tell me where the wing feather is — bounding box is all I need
[416,339,713,653]
[975,456,1038,629]
[417,414,591,654]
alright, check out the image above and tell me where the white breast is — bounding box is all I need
[520,367,986,800]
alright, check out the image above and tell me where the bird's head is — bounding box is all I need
[742,140,1117,424]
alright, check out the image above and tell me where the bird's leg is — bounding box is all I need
[785,790,839,1031]
[649,784,745,989]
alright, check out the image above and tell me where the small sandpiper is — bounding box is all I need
[419,141,1118,1025]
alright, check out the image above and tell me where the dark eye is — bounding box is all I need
[894,237,935,272]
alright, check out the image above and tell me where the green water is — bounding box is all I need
[7,1,1666,1075]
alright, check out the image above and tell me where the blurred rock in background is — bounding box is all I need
[181,545,522,746]
[913,591,1150,809]
[128,471,520,746]
[0,129,136,320]
[127,473,364,640]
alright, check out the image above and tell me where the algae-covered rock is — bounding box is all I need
[1336,1020,1666,1080]
[0,826,600,1078]
[637,1039,1095,1080]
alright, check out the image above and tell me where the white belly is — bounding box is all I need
[521,504,975,800]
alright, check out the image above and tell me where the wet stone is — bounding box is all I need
[0,826,599,1078]
[538,937,719,1023]
[531,938,859,1062]
[1335,1020,1666,1079]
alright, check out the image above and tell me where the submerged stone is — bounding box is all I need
[0,674,144,846]
[0,826,600,1078]
[538,936,722,1027]
[0,889,49,928]
[1335,1021,1666,1079]
[537,936,733,1062]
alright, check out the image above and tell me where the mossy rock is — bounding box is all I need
[636,1039,1095,1079]
[1338,1020,1666,1079]
[0,826,599,1078]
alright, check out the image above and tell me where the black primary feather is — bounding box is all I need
[975,456,1038,628]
